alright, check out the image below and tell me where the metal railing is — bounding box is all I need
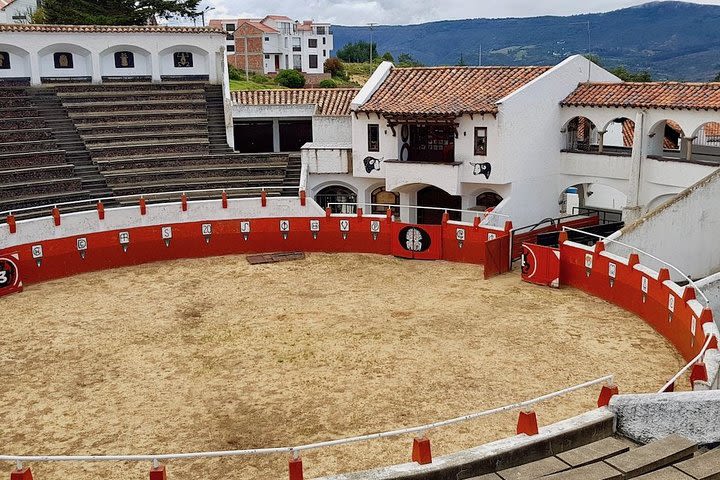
[0,375,613,469]
[659,334,715,393]
[0,186,302,219]
[562,227,710,307]
[326,203,511,220]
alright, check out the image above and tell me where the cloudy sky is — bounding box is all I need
[202,0,720,25]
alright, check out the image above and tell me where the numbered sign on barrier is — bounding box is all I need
[0,253,23,297]
[521,243,560,288]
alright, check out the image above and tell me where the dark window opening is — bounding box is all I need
[114,51,135,69]
[316,186,357,214]
[475,192,503,211]
[368,124,380,152]
[416,185,462,224]
[279,120,313,151]
[474,127,487,156]
[371,187,400,216]
[233,121,273,153]
[308,38,318,48]
[406,125,455,163]
[0,52,10,69]
[309,55,318,69]
[54,52,73,69]
[173,52,193,68]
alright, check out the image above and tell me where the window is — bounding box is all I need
[53,52,73,69]
[308,55,318,69]
[368,124,380,152]
[323,50,326,57]
[371,187,400,216]
[265,36,269,41]
[292,54,302,70]
[173,52,193,68]
[227,45,235,53]
[474,127,488,156]
[316,26,326,35]
[292,37,301,52]
[225,24,236,31]
[284,37,289,48]
[315,186,357,214]
[0,52,9,69]
[264,54,270,59]
[226,33,234,41]
[476,192,503,211]
[323,37,326,45]
[308,38,318,48]
[114,51,135,68]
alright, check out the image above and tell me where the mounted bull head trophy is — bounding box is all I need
[363,156,383,174]
[470,162,492,179]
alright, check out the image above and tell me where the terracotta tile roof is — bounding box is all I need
[263,15,292,21]
[0,23,225,34]
[0,0,17,10]
[231,88,360,116]
[239,20,278,34]
[562,82,720,111]
[358,66,551,117]
[622,118,681,148]
[703,122,720,138]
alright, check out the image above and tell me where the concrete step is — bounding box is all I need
[541,462,624,480]
[605,435,697,479]
[496,456,570,479]
[674,446,720,480]
[633,467,694,479]
[557,437,633,468]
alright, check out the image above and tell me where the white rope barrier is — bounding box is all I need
[562,227,711,307]
[326,202,511,219]
[0,375,613,465]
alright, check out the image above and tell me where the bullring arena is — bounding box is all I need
[1,253,686,480]
[1,19,720,480]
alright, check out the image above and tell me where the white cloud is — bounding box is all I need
[201,0,720,25]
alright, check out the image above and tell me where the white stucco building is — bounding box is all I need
[209,15,333,76]
[0,0,38,23]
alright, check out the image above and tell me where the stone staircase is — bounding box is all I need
[0,83,89,213]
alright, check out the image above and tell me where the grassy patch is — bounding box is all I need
[229,80,287,91]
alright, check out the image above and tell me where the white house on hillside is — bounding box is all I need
[0,0,38,23]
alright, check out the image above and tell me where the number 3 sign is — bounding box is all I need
[0,253,22,297]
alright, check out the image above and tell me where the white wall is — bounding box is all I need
[608,168,720,279]
[0,29,227,85]
[313,116,351,143]
[0,43,30,78]
[99,45,152,78]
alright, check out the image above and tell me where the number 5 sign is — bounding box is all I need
[0,253,22,297]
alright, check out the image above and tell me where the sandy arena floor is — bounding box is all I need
[0,253,684,480]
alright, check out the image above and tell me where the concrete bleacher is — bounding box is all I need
[0,83,89,212]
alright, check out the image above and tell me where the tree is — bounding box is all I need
[713,72,720,82]
[381,51,394,62]
[275,69,306,88]
[336,41,378,63]
[609,66,652,82]
[324,57,344,77]
[396,53,423,67]
[456,53,467,66]
[33,0,201,25]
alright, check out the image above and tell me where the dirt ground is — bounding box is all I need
[0,253,685,480]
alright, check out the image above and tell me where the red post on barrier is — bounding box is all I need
[662,382,675,393]
[504,220,513,232]
[628,253,640,267]
[658,268,671,283]
[558,231,568,244]
[97,201,105,220]
[261,190,267,207]
[517,410,539,436]
[597,384,619,407]
[473,216,481,228]
[149,464,167,480]
[288,456,303,480]
[386,208,393,221]
[181,193,188,212]
[690,362,708,386]
[299,190,306,207]
[594,241,605,254]
[357,207,363,218]
[411,437,432,465]
[325,207,332,217]
[682,286,696,302]
[6,214,16,234]
[221,191,228,209]
[441,211,449,224]
[140,197,147,216]
[52,207,61,226]
[10,467,33,480]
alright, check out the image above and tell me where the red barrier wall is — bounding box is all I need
[0,213,509,292]
[521,243,560,288]
[560,241,715,361]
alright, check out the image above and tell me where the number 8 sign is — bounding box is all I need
[0,253,22,297]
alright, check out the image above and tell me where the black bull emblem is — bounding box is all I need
[363,156,382,173]
[470,162,492,179]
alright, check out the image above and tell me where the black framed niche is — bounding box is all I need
[114,51,135,68]
[54,52,74,69]
[173,52,193,68]
[0,52,10,70]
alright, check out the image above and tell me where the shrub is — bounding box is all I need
[275,69,306,88]
[324,57,344,76]
[318,79,337,88]
[250,73,271,84]
[227,64,244,81]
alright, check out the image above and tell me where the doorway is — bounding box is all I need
[416,185,462,224]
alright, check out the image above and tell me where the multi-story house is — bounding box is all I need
[0,0,40,23]
[209,15,333,76]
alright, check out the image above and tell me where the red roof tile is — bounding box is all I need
[0,0,17,10]
[0,23,224,34]
[359,66,551,117]
[232,88,359,116]
[562,82,720,110]
[239,20,278,34]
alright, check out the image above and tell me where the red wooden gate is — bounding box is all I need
[521,243,560,288]
[391,222,442,260]
[483,235,510,279]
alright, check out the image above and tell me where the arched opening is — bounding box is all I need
[601,117,635,155]
[475,191,503,211]
[647,119,684,160]
[315,185,357,214]
[690,122,720,164]
[0,44,30,80]
[158,45,210,81]
[37,43,92,81]
[560,183,625,223]
[370,187,400,216]
[99,45,152,81]
[416,185,461,225]
[563,116,598,153]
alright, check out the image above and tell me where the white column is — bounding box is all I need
[623,111,645,223]
[30,54,41,86]
[150,54,161,82]
[90,52,102,84]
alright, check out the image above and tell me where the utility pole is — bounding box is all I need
[368,23,377,63]
[478,44,482,66]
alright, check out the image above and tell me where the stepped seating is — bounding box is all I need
[465,435,720,480]
[0,85,89,213]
